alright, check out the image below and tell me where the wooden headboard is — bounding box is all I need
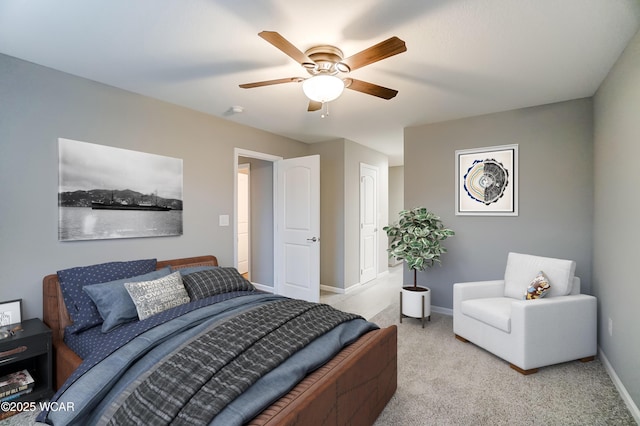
[42,255,218,388]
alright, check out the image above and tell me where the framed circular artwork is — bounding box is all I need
[455,144,518,216]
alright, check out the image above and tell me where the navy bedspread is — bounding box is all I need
[39,292,377,425]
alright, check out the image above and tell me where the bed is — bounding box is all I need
[41,255,397,425]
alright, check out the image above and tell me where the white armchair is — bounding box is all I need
[453,252,597,374]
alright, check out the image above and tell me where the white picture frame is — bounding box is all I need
[455,144,518,216]
[0,299,22,326]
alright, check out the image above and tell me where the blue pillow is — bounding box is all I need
[57,258,157,334]
[84,267,172,332]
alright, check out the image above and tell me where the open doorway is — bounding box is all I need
[233,148,321,302]
[237,163,250,280]
[235,152,276,291]
[233,148,282,292]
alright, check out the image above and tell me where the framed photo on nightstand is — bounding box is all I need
[0,299,22,326]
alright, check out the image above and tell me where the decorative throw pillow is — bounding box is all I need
[524,271,551,300]
[171,265,218,276]
[84,267,172,332]
[181,267,255,300]
[504,252,575,299]
[57,258,157,334]
[124,271,190,320]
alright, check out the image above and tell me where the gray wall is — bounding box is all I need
[311,139,346,287]
[388,166,404,221]
[0,53,392,317]
[404,98,594,309]
[0,54,308,319]
[308,138,389,290]
[237,157,274,287]
[343,140,389,289]
[593,29,640,411]
[388,166,404,266]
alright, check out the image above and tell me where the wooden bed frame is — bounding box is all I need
[43,255,397,425]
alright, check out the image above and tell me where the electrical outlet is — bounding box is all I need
[608,317,613,336]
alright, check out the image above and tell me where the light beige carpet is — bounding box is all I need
[3,304,636,425]
[371,303,636,426]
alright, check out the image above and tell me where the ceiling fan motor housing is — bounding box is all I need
[304,45,349,75]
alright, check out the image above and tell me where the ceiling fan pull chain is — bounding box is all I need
[321,102,329,119]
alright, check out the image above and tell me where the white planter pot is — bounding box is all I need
[400,286,431,327]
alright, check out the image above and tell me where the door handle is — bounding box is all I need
[306,237,319,242]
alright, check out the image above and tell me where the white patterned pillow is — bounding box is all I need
[524,271,551,300]
[124,271,190,320]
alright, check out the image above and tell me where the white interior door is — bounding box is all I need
[275,155,320,302]
[237,164,250,276]
[360,163,378,284]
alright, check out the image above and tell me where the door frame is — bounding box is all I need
[233,148,283,292]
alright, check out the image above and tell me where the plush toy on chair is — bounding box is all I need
[453,252,597,374]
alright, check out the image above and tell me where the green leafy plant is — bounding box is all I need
[384,207,454,288]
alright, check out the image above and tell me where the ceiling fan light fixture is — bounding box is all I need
[302,75,345,103]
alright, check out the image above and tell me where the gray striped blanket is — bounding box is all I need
[106,299,361,425]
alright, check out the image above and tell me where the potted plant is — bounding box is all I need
[384,207,454,325]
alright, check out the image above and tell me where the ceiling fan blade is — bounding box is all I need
[341,36,407,71]
[345,78,398,100]
[259,31,314,66]
[308,100,322,112]
[239,77,304,89]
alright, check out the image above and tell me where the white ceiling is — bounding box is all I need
[1,1,639,166]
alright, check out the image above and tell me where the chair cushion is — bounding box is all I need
[524,271,551,300]
[504,252,575,299]
[460,297,513,333]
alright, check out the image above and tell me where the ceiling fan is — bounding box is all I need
[239,31,407,112]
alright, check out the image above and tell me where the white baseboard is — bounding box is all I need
[321,271,390,295]
[598,346,640,423]
[320,283,364,294]
[320,284,345,294]
[431,305,453,316]
[252,282,274,293]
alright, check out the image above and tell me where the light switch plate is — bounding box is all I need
[219,214,229,226]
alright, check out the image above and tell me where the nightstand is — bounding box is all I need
[0,318,53,402]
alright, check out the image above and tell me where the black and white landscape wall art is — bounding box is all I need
[58,138,183,241]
